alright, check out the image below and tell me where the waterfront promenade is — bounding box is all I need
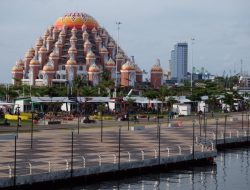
[0,112,249,188]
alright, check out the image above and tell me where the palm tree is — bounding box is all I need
[157,86,170,113]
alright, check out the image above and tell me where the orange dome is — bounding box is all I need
[135,65,143,73]
[49,51,59,59]
[106,58,116,66]
[30,59,40,65]
[121,61,135,70]
[55,40,63,47]
[16,59,24,67]
[12,65,23,72]
[88,63,100,72]
[86,51,96,59]
[66,59,77,65]
[28,47,35,55]
[25,51,33,59]
[39,46,48,53]
[151,63,163,72]
[68,46,77,54]
[54,12,99,30]
[43,64,54,71]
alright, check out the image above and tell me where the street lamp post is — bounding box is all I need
[192,120,195,160]
[158,122,161,165]
[16,106,21,139]
[215,118,219,147]
[71,131,74,179]
[118,125,121,170]
[115,21,122,99]
[224,114,227,145]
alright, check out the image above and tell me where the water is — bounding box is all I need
[59,147,250,190]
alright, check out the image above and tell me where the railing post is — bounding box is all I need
[48,161,51,173]
[82,156,85,168]
[28,162,32,175]
[141,150,144,160]
[212,133,216,140]
[201,144,204,152]
[154,149,157,158]
[98,154,102,166]
[244,130,247,137]
[166,147,170,157]
[127,152,131,162]
[178,145,182,155]
[211,142,214,151]
[8,165,11,178]
[65,159,69,170]
[237,130,239,138]
[189,146,193,154]
[113,154,117,164]
[229,131,232,138]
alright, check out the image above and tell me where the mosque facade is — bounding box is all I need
[12,12,163,89]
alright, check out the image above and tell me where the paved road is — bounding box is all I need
[0,112,248,178]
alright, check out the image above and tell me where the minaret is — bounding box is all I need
[59,30,66,44]
[42,60,55,86]
[46,35,54,52]
[29,57,41,86]
[88,63,100,86]
[135,65,143,83]
[91,27,97,38]
[49,51,59,71]
[52,27,59,41]
[28,47,35,57]
[24,51,33,74]
[99,46,109,68]
[55,40,63,57]
[100,30,107,46]
[95,35,102,51]
[68,45,77,60]
[66,54,78,83]
[43,29,50,41]
[120,60,136,87]
[70,34,77,47]
[107,41,115,58]
[86,50,96,70]
[150,59,163,89]
[35,37,43,54]
[71,27,77,36]
[105,57,116,80]
[38,45,48,66]
[82,30,89,42]
[12,64,24,85]
[83,39,92,56]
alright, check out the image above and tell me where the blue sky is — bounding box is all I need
[0,0,249,83]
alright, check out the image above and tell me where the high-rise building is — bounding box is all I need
[169,42,188,82]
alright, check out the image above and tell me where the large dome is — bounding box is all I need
[54,12,99,30]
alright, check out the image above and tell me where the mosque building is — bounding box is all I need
[11,12,163,89]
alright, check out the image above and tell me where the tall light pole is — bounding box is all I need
[115,21,122,98]
[191,38,195,94]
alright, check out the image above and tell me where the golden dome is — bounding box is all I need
[59,30,66,37]
[30,59,40,65]
[43,29,50,38]
[55,40,63,47]
[16,59,24,67]
[86,51,96,59]
[135,65,143,73]
[107,41,115,48]
[38,46,48,53]
[106,58,116,66]
[28,47,35,55]
[46,36,53,42]
[25,51,33,59]
[95,35,102,43]
[84,39,91,47]
[70,35,77,42]
[66,59,77,65]
[49,51,59,59]
[151,62,163,72]
[116,53,124,59]
[43,64,54,71]
[121,61,135,70]
[12,65,23,72]
[54,12,99,30]
[88,63,100,72]
[100,46,108,53]
[68,46,77,54]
